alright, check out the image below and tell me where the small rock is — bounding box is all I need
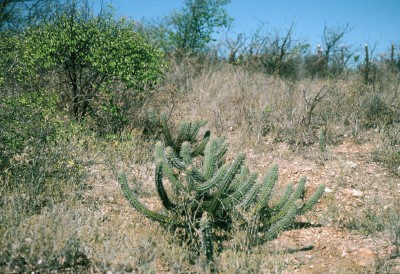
[351,189,364,197]
[324,187,333,193]
[346,161,357,169]
[343,188,363,197]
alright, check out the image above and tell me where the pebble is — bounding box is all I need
[324,187,333,193]
[351,189,364,197]
[343,188,363,197]
[346,161,357,169]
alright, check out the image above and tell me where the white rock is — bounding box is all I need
[343,188,363,197]
[351,189,363,197]
[324,187,333,193]
[346,161,357,169]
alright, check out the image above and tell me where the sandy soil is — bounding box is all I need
[84,130,400,273]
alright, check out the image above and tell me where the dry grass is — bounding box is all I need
[1,59,400,272]
[161,63,399,150]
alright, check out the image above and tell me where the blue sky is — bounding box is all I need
[99,0,399,56]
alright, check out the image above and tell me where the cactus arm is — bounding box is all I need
[272,183,294,213]
[207,153,245,213]
[161,161,186,191]
[237,172,257,193]
[256,164,279,212]
[194,164,228,193]
[192,130,210,157]
[230,166,250,193]
[155,142,186,191]
[118,173,171,224]
[187,165,207,183]
[265,177,307,225]
[180,141,193,165]
[190,121,207,142]
[165,146,187,171]
[224,172,258,205]
[200,212,214,262]
[290,176,307,201]
[202,139,219,180]
[160,113,176,149]
[215,137,228,165]
[241,182,262,210]
[263,203,298,241]
[155,162,176,210]
[296,176,307,200]
[154,141,165,160]
[177,123,191,145]
[186,168,196,191]
[298,184,325,215]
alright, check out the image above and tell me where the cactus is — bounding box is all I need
[200,212,213,261]
[363,44,370,84]
[391,42,395,65]
[146,110,210,156]
[119,116,325,260]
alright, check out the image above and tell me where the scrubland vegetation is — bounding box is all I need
[1,0,400,272]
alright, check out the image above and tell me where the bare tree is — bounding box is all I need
[224,22,303,78]
[321,23,352,68]
[261,23,299,77]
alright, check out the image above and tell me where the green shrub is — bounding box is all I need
[23,4,166,126]
[362,95,394,128]
[373,125,400,176]
[0,90,86,218]
[0,90,60,170]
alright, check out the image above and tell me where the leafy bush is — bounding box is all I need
[23,4,166,125]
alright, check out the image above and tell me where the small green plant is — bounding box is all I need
[119,115,325,261]
[318,125,328,152]
[373,125,400,176]
[363,95,394,128]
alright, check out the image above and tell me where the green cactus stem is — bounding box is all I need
[119,173,172,225]
[200,212,214,261]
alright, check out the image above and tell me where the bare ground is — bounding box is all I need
[81,128,400,273]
